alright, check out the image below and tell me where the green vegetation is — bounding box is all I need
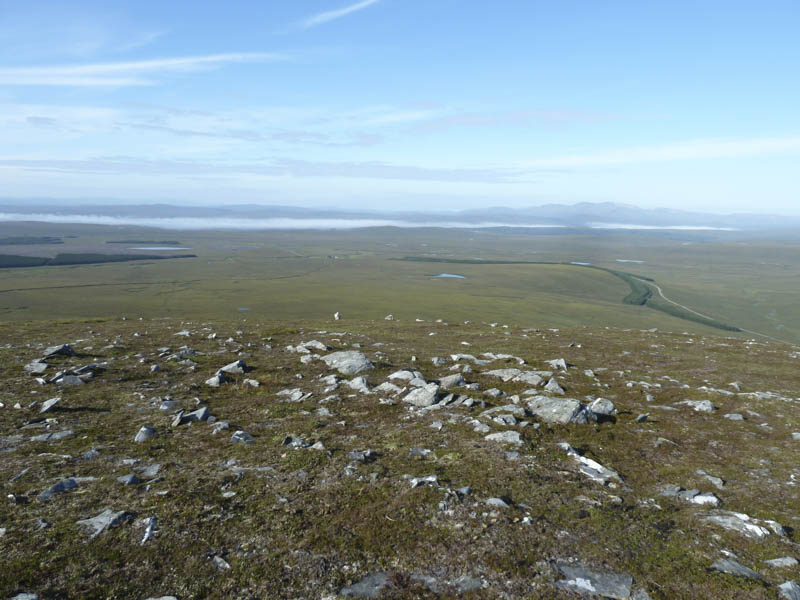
[0,317,797,598]
[0,252,196,269]
[602,268,654,305]
[0,236,63,245]
[46,252,196,265]
[0,221,798,342]
[0,254,50,268]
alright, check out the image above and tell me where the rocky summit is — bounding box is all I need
[1,317,799,599]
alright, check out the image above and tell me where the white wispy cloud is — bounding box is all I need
[0,52,287,86]
[519,136,800,168]
[297,0,381,29]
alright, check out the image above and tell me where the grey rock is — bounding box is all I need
[559,443,621,485]
[205,372,230,387]
[765,557,799,568]
[144,597,177,600]
[485,497,510,508]
[403,383,440,408]
[527,396,590,424]
[481,404,526,418]
[588,398,616,416]
[30,429,74,442]
[346,376,372,394]
[340,572,390,598]
[676,399,716,413]
[321,351,374,375]
[39,397,61,413]
[410,475,438,488]
[218,360,246,375]
[243,378,260,388]
[723,413,745,421]
[792,432,800,441]
[282,435,311,449]
[134,426,156,443]
[711,558,763,580]
[117,474,142,485]
[9,594,39,600]
[56,375,84,387]
[779,581,800,600]
[75,509,131,539]
[555,563,633,599]
[485,431,523,445]
[230,430,253,444]
[24,360,48,375]
[438,373,466,389]
[453,575,483,592]
[43,344,75,358]
[38,477,78,501]
[697,469,725,490]
[544,378,565,395]
[700,510,776,539]
[546,358,569,371]
[138,464,161,478]
[388,369,417,381]
[635,413,649,422]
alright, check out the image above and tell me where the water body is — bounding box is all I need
[237,307,250,311]
[129,247,193,250]
[616,259,645,264]
[570,261,592,266]
[434,273,466,279]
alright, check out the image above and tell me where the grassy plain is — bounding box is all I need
[1,221,799,344]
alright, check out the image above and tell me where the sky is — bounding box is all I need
[0,0,799,214]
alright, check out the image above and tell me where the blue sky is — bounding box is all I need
[1,0,799,214]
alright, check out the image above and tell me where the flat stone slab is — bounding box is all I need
[556,563,633,599]
[711,558,763,580]
[340,572,390,598]
[76,509,132,539]
[321,351,374,375]
[779,581,800,600]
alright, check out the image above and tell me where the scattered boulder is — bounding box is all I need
[544,378,565,395]
[765,557,799,568]
[340,572,390,598]
[438,373,466,389]
[779,581,800,600]
[134,426,156,443]
[485,431,523,445]
[39,397,61,413]
[321,351,374,375]
[527,396,591,424]
[700,510,784,539]
[676,400,716,413]
[231,430,253,444]
[403,383,440,408]
[38,478,78,501]
[43,344,75,358]
[218,360,247,375]
[556,563,633,599]
[559,443,621,485]
[205,372,230,387]
[711,558,763,581]
[75,509,132,539]
[24,360,49,375]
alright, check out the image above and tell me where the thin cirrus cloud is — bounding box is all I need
[0,52,287,86]
[0,156,522,183]
[296,0,381,29]
[518,136,800,169]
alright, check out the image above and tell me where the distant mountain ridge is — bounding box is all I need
[1,200,798,230]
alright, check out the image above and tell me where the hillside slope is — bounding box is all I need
[1,317,799,599]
